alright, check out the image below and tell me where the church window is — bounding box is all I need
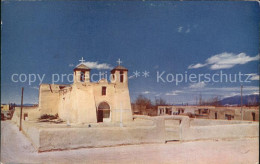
[102,86,106,96]
[80,71,85,82]
[120,71,124,82]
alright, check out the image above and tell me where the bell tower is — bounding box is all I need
[110,58,132,122]
[74,57,91,83]
[110,58,128,84]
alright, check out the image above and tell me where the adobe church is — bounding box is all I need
[38,58,133,124]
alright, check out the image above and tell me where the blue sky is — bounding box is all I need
[1,1,259,104]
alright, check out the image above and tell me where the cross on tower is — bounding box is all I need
[79,57,85,63]
[117,58,122,65]
[100,72,105,79]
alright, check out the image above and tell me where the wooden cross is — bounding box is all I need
[79,57,85,63]
[117,58,122,65]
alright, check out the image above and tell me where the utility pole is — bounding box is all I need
[240,85,243,120]
[19,87,24,131]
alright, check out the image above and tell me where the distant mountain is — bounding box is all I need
[220,94,259,106]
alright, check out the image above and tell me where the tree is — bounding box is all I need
[210,96,221,106]
[199,94,202,106]
[133,95,168,115]
[154,97,168,106]
[135,95,153,109]
[200,96,221,106]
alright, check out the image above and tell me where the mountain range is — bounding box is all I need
[220,94,259,106]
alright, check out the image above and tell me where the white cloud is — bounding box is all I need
[30,86,39,90]
[249,74,259,81]
[142,91,151,94]
[188,52,259,70]
[128,75,135,79]
[251,91,259,95]
[188,63,207,69]
[182,86,259,97]
[80,62,113,70]
[165,90,182,96]
[178,25,193,34]
[177,26,183,33]
[207,53,259,70]
[223,92,240,98]
[159,85,258,104]
[136,91,156,95]
[189,81,206,89]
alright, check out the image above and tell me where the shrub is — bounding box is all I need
[39,113,58,120]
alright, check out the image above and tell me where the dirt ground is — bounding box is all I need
[1,121,259,164]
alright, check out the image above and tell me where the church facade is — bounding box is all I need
[38,59,133,124]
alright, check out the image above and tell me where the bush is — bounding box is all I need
[40,113,58,120]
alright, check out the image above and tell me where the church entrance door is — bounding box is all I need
[97,102,111,122]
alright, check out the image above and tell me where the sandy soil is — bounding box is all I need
[1,121,259,164]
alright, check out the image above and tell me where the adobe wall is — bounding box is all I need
[182,123,259,141]
[113,84,133,122]
[19,116,165,152]
[243,109,259,121]
[11,106,40,125]
[170,117,259,141]
[111,70,133,122]
[57,84,98,124]
[75,85,97,123]
[38,126,164,152]
[157,106,259,122]
[155,116,258,141]
[38,84,61,115]
[189,118,255,126]
[54,77,133,124]
[14,115,258,152]
[208,109,238,120]
[92,78,133,123]
[58,86,76,123]
[92,81,116,122]
[208,108,259,121]
[21,121,41,150]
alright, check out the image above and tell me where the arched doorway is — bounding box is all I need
[97,102,111,122]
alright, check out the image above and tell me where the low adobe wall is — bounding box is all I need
[182,123,258,141]
[14,115,259,152]
[21,121,41,149]
[12,107,40,125]
[189,118,255,126]
[180,118,258,141]
[156,116,258,141]
[38,126,163,152]
[20,117,165,152]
